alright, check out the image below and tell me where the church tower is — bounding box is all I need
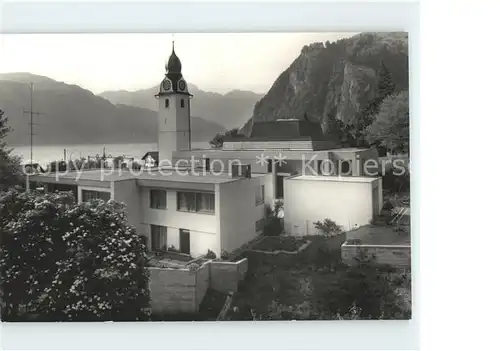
[156,42,192,162]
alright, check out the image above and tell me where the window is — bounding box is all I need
[151,225,167,251]
[177,192,215,214]
[340,160,352,175]
[177,192,196,212]
[196,192,215,213]
[81,190,110,203]
[255,218,265,233]
[150,189,167,209]
[165,99,169,108]
[180,98,185,108]
[255,185,264,205]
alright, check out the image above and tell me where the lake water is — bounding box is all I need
[11,142,210,165]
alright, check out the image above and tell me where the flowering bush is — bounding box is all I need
[0,190,150,321]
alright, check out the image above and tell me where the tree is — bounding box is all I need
[348,60,397,148]
[209,128,242,148]
[376,60,395,99]
[325,116,357,148]
[365,90,409,155]
[0,190,151,321]
[113,155,124,169]
[0,109,23,190]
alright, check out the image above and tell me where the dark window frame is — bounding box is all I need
[255,184,265,205]
[81,189,111,203]
[151,224,167,251]
[177,191,215,214]
[150,189,167,210]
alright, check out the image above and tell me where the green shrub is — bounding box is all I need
[205,249,217,259]
[313,218,344,237]
[0,190,150,322]
[262,202,284,236]
[220,250,230,260]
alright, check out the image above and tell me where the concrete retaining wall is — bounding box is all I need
[195,262,210,307]
[209,259,248,293]
[341,243,411,268]
[149,263,206,314]
[148,258,248,314]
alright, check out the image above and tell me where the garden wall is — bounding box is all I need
[148,258,248,314]
[243,240,312,266]
[149,264,205,314]
[209,259,248,293]
[341,243,411,268]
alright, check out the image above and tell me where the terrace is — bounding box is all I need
[345,224,411,246]
[147,251,209,269]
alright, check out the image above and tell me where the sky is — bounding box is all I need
[0,32,357,95]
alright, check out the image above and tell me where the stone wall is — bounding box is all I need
[341,243,411,268]
[148,258,248,314]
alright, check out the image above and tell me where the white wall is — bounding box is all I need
[139,187,218,256]
[262,174,274,206]
[112,179,142,233]
[158,94,191,161]
[284,177,378,235]
[218,177,266,254]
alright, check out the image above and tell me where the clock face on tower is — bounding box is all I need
[178,80,186,91]
[162,79,172,91]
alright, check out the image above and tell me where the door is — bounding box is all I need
[179,229,190,255]
[372,186,380,217]
[276,175,284,199]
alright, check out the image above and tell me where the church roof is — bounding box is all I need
[157,42,191,96]
[166,45,182,73]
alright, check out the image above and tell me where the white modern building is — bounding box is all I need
[32,43,384,256]
[284,175,383,234]
[34,167,268,258]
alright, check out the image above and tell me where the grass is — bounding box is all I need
[346,224,410,245]
[150,288,227,321]
[251,236,308,252]
[227,234,411,320]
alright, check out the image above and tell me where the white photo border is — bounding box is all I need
[0,1,420,350]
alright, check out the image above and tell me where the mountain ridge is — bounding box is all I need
[98,84,264,130]
[0,73,225,146]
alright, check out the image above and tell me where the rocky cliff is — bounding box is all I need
[241,32,408,135]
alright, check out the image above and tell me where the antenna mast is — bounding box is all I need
[22,82,43,192]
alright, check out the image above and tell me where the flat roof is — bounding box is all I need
[174,148,371,162]
[189,147,371,153]
[346,225,411,246]
[288,174,379,183]
[32,169,262,185]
